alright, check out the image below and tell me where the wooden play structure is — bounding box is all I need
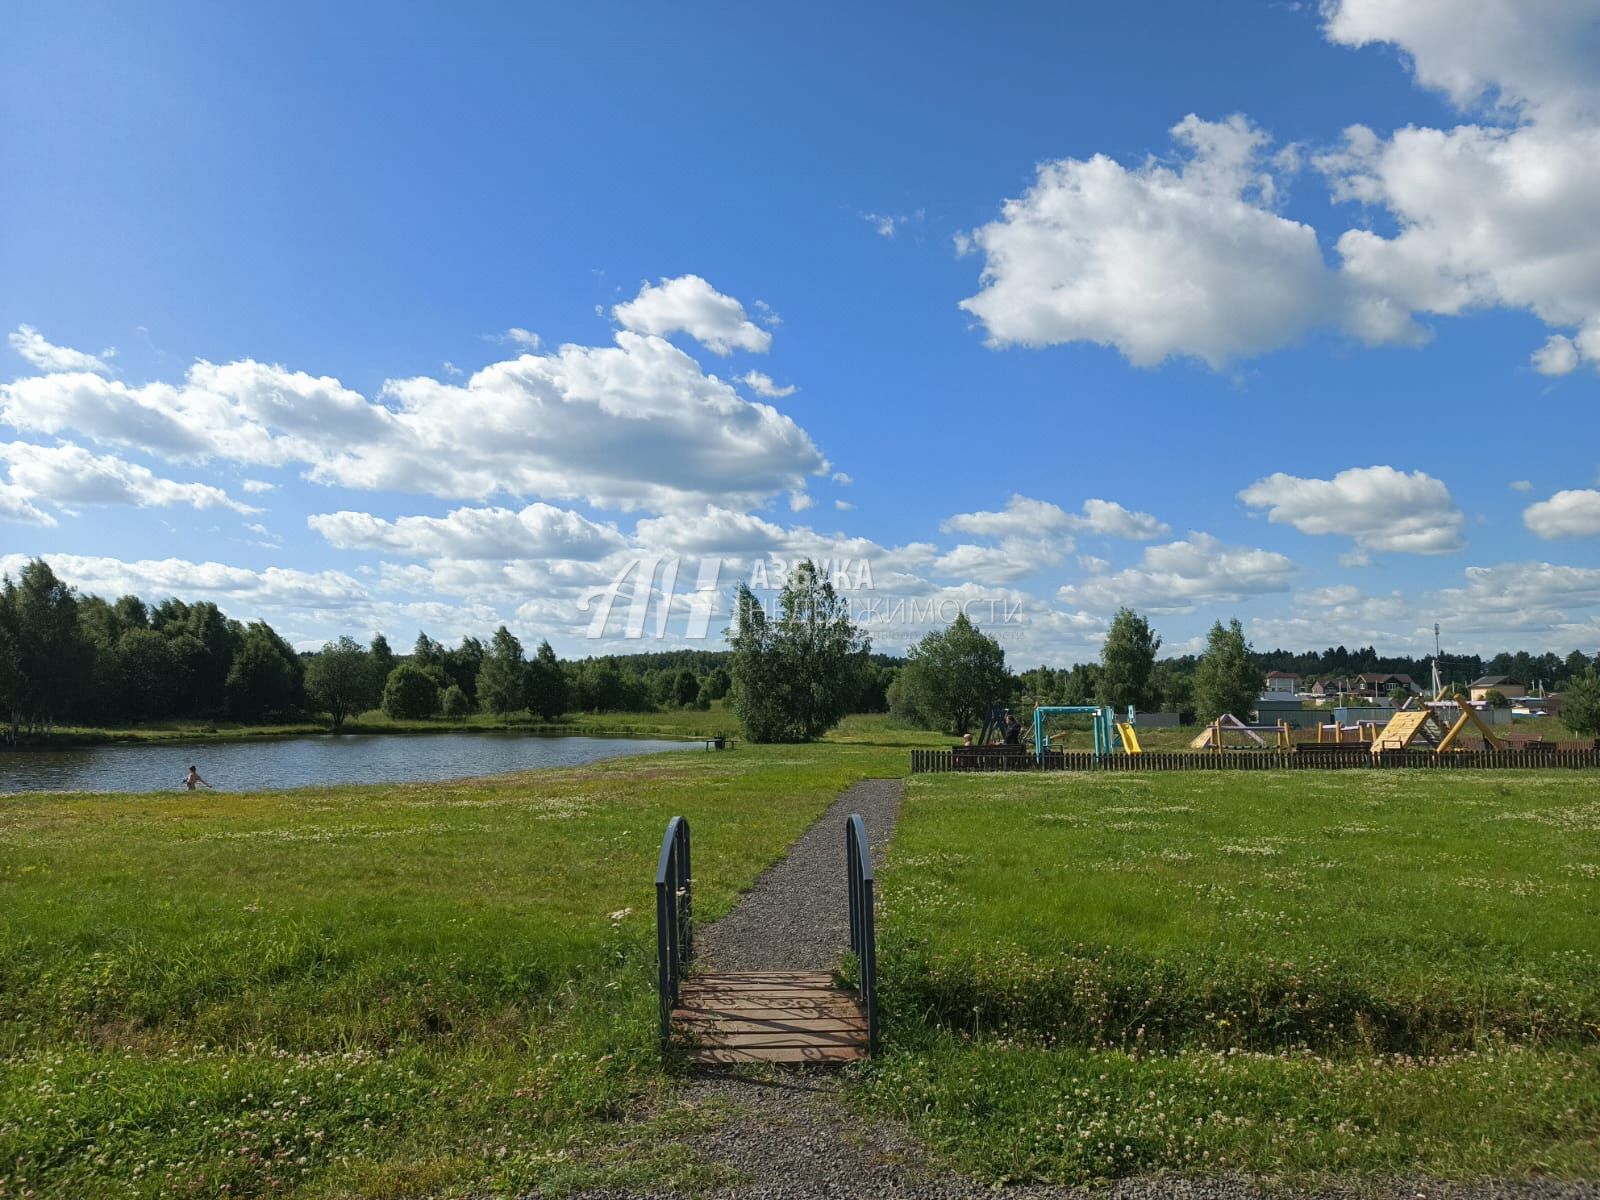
[1315,720,1379,744]
[1369,693,1505,754]
[1190,713,1293,752]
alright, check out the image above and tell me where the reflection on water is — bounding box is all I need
[0,732,685,795]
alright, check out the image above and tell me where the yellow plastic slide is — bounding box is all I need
[1116,722,1142,754]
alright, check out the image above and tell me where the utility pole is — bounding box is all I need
[1431,623,1444,698]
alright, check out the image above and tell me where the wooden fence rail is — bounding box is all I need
[910,747,1600,774]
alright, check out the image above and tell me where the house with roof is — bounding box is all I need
[1469,676,1527,703]
[1356,672,1419,701]
[1310,677,1357,701]
[1264,670,1301,695]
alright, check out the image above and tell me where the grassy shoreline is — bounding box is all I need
[12,705,748,749]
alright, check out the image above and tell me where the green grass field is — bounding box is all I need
[6,731,1597,1195]
[859,770,1600,1185]
[0,733,919,1198]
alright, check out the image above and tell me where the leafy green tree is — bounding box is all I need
[727,560,868,742]
[895,613,1007,735]
[524,640,568,720]
[111,628,189,721]
[305,636,378,729]
[476,626,526,719]
[12,559,91,730]
[370,633,396,694]
[1483,688,1510,709]
[0,581,21,740]
[113,594,150,632]
[1388,685,1411,707]
[1562,650,1593,685]
[440,683,473,718]
[671,668,700,708]
[1560,670,1600,737]
[1148,660,1193,716]
[441,636,485,704]
[886,668,925,727]
[165,601,235,715]
[225,622,304,721]
[412,632,445,668]
[702,666,731,701]
[727,586,789,741]
[382,663,440,719]
[1061,661,1100,706]
[1098,607,1160,712]
[1193,618,1264,724]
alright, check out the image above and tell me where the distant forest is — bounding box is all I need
[0,558,894,735]
[1,556,1593,736]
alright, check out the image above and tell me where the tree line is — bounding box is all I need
[887,606,1600,738]
[0,558,813,741]
[888,609,1268,733]
[7,554,1598,743]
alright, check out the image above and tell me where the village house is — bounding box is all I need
[1356,672,1419,700]
[1264,670,1301,695]
[1469,675,1528,703]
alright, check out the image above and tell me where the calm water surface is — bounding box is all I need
[0,732,686,795]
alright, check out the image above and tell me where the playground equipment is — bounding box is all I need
[1370,693,1505,754]
[1031,704,1140,763]
[1316,720,1379,744]
[976,702,1028,748]
[1189,713,1294,751]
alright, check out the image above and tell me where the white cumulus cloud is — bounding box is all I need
[8,325,115,375]
[612,275,772,356]
[739,370,796,398]
[1524,488,1600,538]
[1318,1,1600,369]
[0,440,258,517]
[942,494,1169,540]
[958,115,1335,368]
[1238,465,1464,554]
[309,502,627,561]
[1057,533,1295,613]
[0,330,827,513]
[1322,0,1600,122]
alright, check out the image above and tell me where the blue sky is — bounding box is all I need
[2,0,1598,662]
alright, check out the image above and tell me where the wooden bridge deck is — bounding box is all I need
[671,971,868,1064]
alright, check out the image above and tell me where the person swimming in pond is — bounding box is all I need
[184,765,210,791]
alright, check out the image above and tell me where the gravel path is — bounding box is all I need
[559,777,1597,1200]
[565,1070,1597,1200]
[694,777,901,973]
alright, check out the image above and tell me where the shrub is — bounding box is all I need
[382,664,440,719]
[440,684,473,718]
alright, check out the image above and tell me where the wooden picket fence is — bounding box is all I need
[910,746,1600,774]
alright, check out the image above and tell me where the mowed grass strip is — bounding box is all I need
[861,769,1600,1185]
[0,738,907,1198]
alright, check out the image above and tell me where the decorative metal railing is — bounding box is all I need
[654,815,692,1045]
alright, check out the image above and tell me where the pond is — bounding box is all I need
[0,732,688,795]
